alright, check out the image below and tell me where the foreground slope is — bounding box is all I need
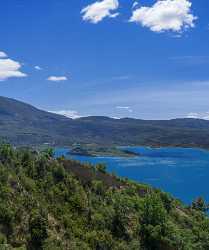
[1,96,209,148]
[0,145,208,249]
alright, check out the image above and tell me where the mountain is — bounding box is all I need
[1,96,209,148]
[0,145,208,249]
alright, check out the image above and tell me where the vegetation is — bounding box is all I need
[0,144,208,249]
[69,144,140,157]
[2,96,209,149]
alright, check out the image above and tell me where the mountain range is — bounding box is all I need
[0,96,209,148]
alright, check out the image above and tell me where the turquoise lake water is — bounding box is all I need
[54,147,209,204]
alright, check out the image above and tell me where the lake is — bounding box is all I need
[54,146,209,204]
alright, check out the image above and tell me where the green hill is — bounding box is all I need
[0,144,208,249]
[1,96,209,149]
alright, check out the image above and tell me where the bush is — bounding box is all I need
[96,163,107,173]
[29,211,48,250]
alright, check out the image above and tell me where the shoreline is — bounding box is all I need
[52,144,209,158]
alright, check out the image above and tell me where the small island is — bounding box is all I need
[68,144,140,157]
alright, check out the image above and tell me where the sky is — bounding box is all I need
[0,0,209,119]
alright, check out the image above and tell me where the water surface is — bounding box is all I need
[55,146,209,204]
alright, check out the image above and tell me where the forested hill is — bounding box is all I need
[0,144,208,249]
[1,96,209,148]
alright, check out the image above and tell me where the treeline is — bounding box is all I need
[0,144,208,249]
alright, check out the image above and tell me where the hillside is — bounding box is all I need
[1,96,209,148]
[0,144,208,249]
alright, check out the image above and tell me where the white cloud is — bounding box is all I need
[186,112,199,119]
[186,112,209,120]
[35,65,42,70]
[0,57,27,81]
[130,0,197,33]
[111,116,121,119]
[0,51,27,81]
[81,0,119,24]
[203,114,209,120]
[132,1,139,9]
[47,76,68,82]
[49,110,81,119]
[116,106,133,113]
[0,51,7,58]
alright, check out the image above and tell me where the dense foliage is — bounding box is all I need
[0,144,208,249]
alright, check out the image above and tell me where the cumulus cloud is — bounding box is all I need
[0,51,7,58]
[129,0,197,33]
[116,106,133,113]
[47,76,68,82]
[49,110,81,119]
[0,52,27,81]
[81,0,119,24]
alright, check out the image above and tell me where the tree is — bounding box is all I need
[96,163,107,173]
[42,148,54,159]
[141,193,168,249]
[192,197,208,212]
[29,210,48,250]
[142,193,167,226]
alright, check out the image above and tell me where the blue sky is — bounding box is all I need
[0,0,209,119]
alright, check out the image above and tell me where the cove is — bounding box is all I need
[54,146,209,204]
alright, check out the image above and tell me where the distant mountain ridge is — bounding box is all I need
[1,96,209,148]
